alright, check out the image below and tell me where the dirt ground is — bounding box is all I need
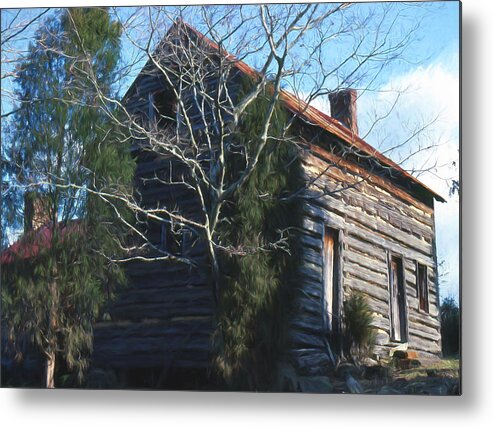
[330,358,460,395]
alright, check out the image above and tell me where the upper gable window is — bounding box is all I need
[148,90,176,127]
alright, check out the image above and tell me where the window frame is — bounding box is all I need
[387,253,409,343]
[416,262,430,314]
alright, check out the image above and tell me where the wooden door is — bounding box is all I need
[324,227,339,333]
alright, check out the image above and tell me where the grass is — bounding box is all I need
[393,357,460,381]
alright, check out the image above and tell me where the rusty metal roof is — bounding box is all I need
[126,20,445,203]
[180,21,445,203]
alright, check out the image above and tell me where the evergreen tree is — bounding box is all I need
[440,297,460,357]
[214,83,302,390]
[1,8,134,388]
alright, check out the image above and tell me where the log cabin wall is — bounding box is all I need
[92,26,246,378]
[287,138,441,375]
[92,61,217,375]
[92,24,442,379]
[93,66,442,378]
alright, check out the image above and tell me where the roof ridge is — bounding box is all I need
[126,19,445,203]
[177,20,445,202]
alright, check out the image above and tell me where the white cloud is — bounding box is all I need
[360,58,459,195]
[297,57,460,301]
[359,57,460,301]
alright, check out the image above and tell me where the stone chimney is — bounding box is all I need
[24,192,51,233]
[328,89,358,135]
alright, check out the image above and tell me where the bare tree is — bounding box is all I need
[2,4,451,387]
[40,4,444,295]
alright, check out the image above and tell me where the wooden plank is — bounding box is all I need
[407,319,441,339]
[301,217,323,237]
[374,334,391,348]
[289,315,324,335]
[407,334,441,354]
[288,349,332,374]
[345,276,390,304]
[302,203,346,230]
[302,159,435,232]
[344,257,388,289]
[294,276,323,300]
[345,220,435,266]
[93,318,212,337]
[344,247,388,276]
[288,329,326,350]
[370,314,391,331]
[302,248,323,268]
[299,233,323,251]
[109,302,213,322]
[298,262,323,282]
[345,234,387,263]
[292,293,323,318]
[341,190,434,242]
[305,188,433,256]
[302,148,434,213]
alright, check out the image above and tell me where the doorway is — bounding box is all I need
[323,226,341,333]
[389,255,407,342]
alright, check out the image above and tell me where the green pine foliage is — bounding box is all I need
[1,8,134,387]
[213,82,302,390]
[3,228,106,381]
[342,291,376,364]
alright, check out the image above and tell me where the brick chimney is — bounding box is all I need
[24,192,51,233]
[328,89,358,135]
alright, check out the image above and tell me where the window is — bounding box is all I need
[323,226,341,333]
[148,90,176,127]
[416,263,429,313]
[148,92,155,122]
[388,255,408,342]
[180,228,195,257]
[158,222,195,257]
[145,220,178,254]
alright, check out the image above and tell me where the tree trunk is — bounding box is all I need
[46,266,58,389]
[45,352,56,389]
[204,226,220,307]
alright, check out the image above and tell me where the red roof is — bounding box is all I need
[0,222,81,264]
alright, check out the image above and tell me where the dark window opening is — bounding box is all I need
[156,221,197,258]
[145,220,180,255]
[149,90,176,128]
[324,226,341,334]
[416,263,429,313]
[160,222,168,250]
[160,222,180,254]
[389,255,408,342]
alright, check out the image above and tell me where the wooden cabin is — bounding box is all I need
[91,21,445,385]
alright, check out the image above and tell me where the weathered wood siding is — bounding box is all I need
[288,145,441,374]
[92,261,213,370]
[92,60,217,372]
[92,30,442,376]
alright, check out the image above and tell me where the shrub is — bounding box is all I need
[440,297,460,356]
[343,292,376,365]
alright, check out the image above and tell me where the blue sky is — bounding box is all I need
[300,2,460,301]
[364,2,460,301]
[1,1,460,301]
